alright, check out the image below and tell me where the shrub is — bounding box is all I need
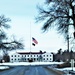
[57,62,71,68]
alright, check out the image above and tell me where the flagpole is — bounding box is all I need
[30,22,34,62]
[30,22,31,52]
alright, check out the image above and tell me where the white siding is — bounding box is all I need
[9,53,21,62]
[42,53,53,62]
[9,52,53,62]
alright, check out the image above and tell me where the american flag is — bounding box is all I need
[32,37,38,44]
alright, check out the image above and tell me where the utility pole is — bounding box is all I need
[74,32,75,38]
[70,0,75,71]
[67,34,69,51]
[72,1,75,39]
[68,0,75,52]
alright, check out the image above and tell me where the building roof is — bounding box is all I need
[17,52,46,55]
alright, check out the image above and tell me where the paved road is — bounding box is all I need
[0,65,59,75]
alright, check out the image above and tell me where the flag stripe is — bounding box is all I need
[32,37,38,44]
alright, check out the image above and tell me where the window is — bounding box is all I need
[31,55,32,57]
[50,58,51,60]
[15,55,16,57]
[25,55,26,57]
[11,55,13,57]
[28,58,29,60]
[47,58,48,60]
[37,58,38,60]
[47,55,48,57]
[34,58,35,60]
[43,58,45,60]
[43,55,45,57]
[50,55,51,57]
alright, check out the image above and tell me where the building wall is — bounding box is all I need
[9,53,21,62]
[21,54,41,62]
[42,53,53,62]
[9,52,53,62]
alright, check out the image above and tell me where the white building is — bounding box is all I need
[42,53,53,62]
[9,51,53,62]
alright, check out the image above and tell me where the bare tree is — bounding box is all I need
[0,15,24,56]
[36,0,75,39]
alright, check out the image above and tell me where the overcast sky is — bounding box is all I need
[0,0,68,53]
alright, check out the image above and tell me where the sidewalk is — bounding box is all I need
[44,66,66,75]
